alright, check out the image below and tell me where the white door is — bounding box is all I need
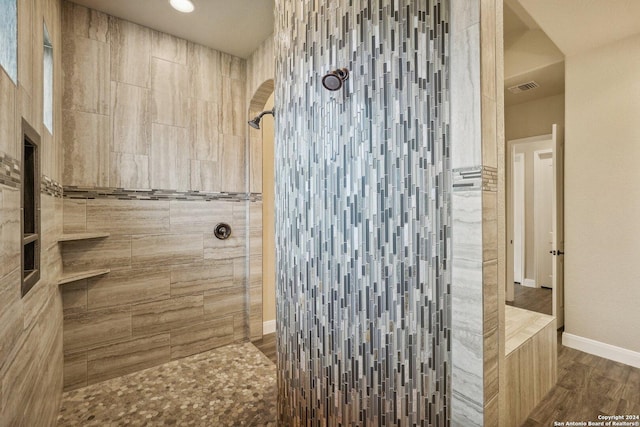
[551,124,565,327]
[513,153,525,284]
[534,149,553,289]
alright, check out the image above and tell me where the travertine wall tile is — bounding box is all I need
[62,1,109,43]
[62,109,110,186]
[61,280,88,315]
[87,268,171,309]
[150,124,189,190]
[63,306,132,353]
[189,98,220,162]
[203,286,244,319]
[86,199,169,234]
[170,261,234,296]
[62,235,132,272]
[109,18,151,88]
[131,294,204,336]
[0,0,64,424]
[63,351,87,391]
[170,317,234,359]
[169,200,233,233]
[151,30,186,65]
[188,42,222,103]
[151,58,188,127]
[86,333,171,384]
[131,233,203,267]
[109,152,149,189]
[62,36,109,114]
[110,82,150,156]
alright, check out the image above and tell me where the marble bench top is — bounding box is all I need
[505,306,556,355]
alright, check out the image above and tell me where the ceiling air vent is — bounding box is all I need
[507,81,540,94]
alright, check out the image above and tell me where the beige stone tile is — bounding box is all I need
[188,42,222,103]
[151,58,188,127]
[249,136,263,193]
[480,0,496,101]
[62,109,110,187]
[169,199,234,233]
[63,306,132,353]
[482,190,497,261]
[204,228,246,261]
[0,70,17,157]
[220,53,245,78]
[63,198,86,233]
[110,81,151,156]
[0,188,21,280]
[131,234,203,267]
[61,280,88,315]
[219,135,246,192]
[151,30,186,64]
[483,326,499,401]
[233,256,247,288]
[483,259,498,332]
[0,269,23,370]
[63,351,87,391]
[62,36,109,114]
[190,159,219,192]
[62,235,132,272]
[62,1,109,43]
[170,316,234,359]
[16,0,33,98]
[233,313,247,342]
[221,78,246,137]
[150,123,190,190]
[481,95,497,168]
[86,199,169,234]
[170,260,234,296]
[204,286,244,319]
[131,295,204,336]
[88,268,171,310]
[87,333,171,385]
[109,17,151,87]
[109,152,150,189]
[189,98,220,162]
[249,284,263,341]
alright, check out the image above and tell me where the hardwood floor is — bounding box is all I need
[522,331,640,426]
[250,333,640,426]
[507,283,553,315]
[253,333,277,364]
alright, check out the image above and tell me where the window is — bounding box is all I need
[43,22,53,133]
[0,0,18,83]
[22,119,41,297]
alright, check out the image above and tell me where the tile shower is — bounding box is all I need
[59,2,262,390]
[275,0,452,424]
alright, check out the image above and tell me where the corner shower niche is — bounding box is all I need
[57,233,110,285]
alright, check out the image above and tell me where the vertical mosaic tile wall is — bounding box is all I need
[275,1,451,425]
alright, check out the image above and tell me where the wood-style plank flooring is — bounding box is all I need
[507,283,553,315]
[522,332,640,426]
[254,331,640,426]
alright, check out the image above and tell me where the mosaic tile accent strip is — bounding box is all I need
[63,186,262,202]
[0,150,20,189]
[275,1,451,425]
[56,343,277,426]
[42,175,63,198]
[453,166,483,192]
[482,166,498,192]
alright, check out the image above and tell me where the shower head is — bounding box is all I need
[248,108,275,130]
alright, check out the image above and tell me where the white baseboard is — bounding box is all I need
[522,278,536,288]
[263,319,276,335]
[562,332,640,368]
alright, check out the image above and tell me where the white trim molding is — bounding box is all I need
[522,278,536,288]
[562,332,640,368]
[263,319,276,335]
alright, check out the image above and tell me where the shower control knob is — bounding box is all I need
[214,223,232,240]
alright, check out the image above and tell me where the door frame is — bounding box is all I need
[513,152,526,285]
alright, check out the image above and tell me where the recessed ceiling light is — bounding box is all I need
[169,0,194,13]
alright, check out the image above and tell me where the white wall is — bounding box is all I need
[565,32,640,354]
[505,94,564,141]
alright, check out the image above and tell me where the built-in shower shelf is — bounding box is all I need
[58,268,110,285]
[58,232,110,242]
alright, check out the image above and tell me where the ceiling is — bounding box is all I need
[70,0,275,58]
[503,1,564,106]
[518,0,640,57]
